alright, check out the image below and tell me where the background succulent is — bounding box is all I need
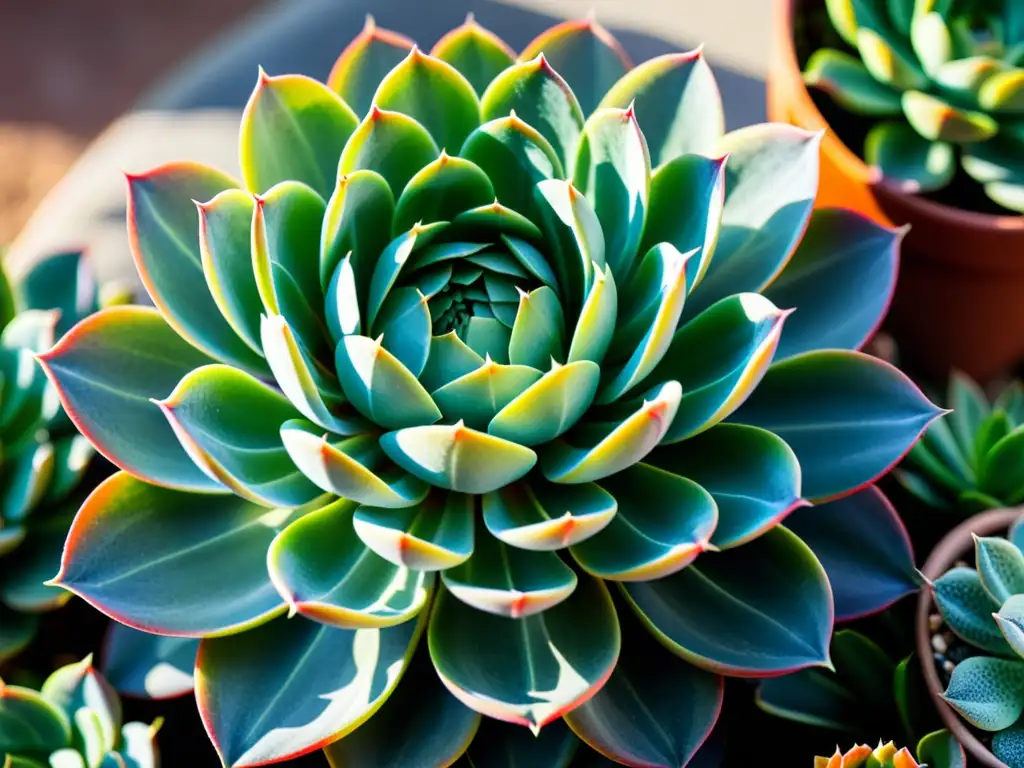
[932,520,1024,765]
[806,0,1024,211]
[38,14,940,768]
[0,655,160,767]
[0,252,116,663]
[897,372,1024,512]
[814,733,964,768]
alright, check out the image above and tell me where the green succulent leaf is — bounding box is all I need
[825,0,859,47]
[427,572,620,731]
[993,723,1024,767]
[0,260,16,333]
[482,478,616,550]
[430,16,516,96]
[1,442,54,523]
[933,567,1013,655]
[621,525,832,676]
[41,656,122,755]
[101,623,198,699]
[943,656,1024,731]
[995,594,1024,659]
[326,17,413,115]
[365,222,447,330]
[599,50,725,163]
[902,90,999,143]
[976,535,1024,605]
[506,285,566,369]
[239,72,358,198]
[338,108,440,197]
[320,169,395,294]
[857,27,928,90]
[0,608,38,664]
[734,350,943,501]
[948,371,991,456]
[979,68,1024,113]
[866,121,956,192]
[432,358,543,430]
[804,49,905,115]
[267,498,432,628]
[1,522,70,612]
[978,425,1024,504]
[126,163,268,375]
[911,11,954,75]
[54,472,295,637]
[0,684,71,755]
[20,251,98,337]
[765,208,900,360]
[566,265,616,366]
[197,611,424,767]
[392,154,493,235]
[37,306,223,492]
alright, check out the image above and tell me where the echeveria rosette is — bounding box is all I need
[39,15,941,768]
[898,372,1024,513]
[0,655,160,767]
[808,0,1024,211]
[814,733,965,768]
[0,251,108,664]
[931,523,1024,765]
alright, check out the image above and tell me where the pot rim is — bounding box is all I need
[772,0,1024,234]
[915,507,1024,768]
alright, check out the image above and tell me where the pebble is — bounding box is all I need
[932,634,948,654]
[928,613,942,632]
[943,660,956,674]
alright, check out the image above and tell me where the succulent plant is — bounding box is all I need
[37,14,941,768]
[932,521,1024,765]
[0,251,117,663]
[0,655,160,767]
[897,372,1024,512]
[806,0,1024,211]
[814,732,964,768]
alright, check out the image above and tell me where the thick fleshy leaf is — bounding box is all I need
[338,108,440,197]
[488,361,600,446]
[733,350,943,501]
[196,611,423,767]
[646,423,801,549]
[0,685,71,754]
[482,478,616,551]
[326,16,414,115]
[366,222,447,328]
[980,69,1024,112]
[460,717,579,768]
[442,527,577,617]
[126,163,267,375]
[765,208,901,360]
[976,535,1024,605]
[0,608,38,663]
[995,595,1024,658]
[19,251,98,337]
[372,48,480,153]
[323,645,480,768]
[564,616,723,768]
[542,380,681,484]
[53,472,294,637]
[1,442,55,523]
[239,72,357,198]
[684,125,821,317]
[1,522,71,612]
[571,463,717,581]
[431,15,516,96]
[374,287,432,378]
[902,90,998,143]
[392,154,494,235]
[785,486,918,621]
[38,307,222,492]
[942,656,1024,731]
[267,498,432,628]
[599,50,725,163]
[428,573,619,730]
[419,331,485,393]
[520,18,631,116]
[0,260,18,332]
[101,623,198,699]
[567,265,617,366]
[507,285,565,369]
[353,491,474,571]
[865,121,955,192]
[432,358,542,429]
[804,49,904,114]
[157,364,320,507]
[320,169,395,295]
[480,55,584,173]
[978,426,1024,505]
[621,525,832,676]
[41,656,122,755]
[933,567,1012,655]
[381,422,536,493]
[856,27,927,90]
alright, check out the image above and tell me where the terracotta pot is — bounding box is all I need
[768,0,1024,383]
[915,507,1024,768]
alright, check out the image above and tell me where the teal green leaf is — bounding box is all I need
[432,358,542,429]
[857,27,928,90]
[503,235,559,290]
[392,154,493,234]
[196,610,423,767]
[0,607,38,664]
[419,331,485,393]
[993,724,1024,767]
[338,108,440,197]
[381,422,536,493]
[53,472,294,637]
[372,48,480,153]
[126,163,267,375]
[320,168,395,294]
[599,50,725,163]
[933,567,1012,654]
[571,463,717,581]
[567,264,617,365]
[366,222,447,328]
[646,423,801,549]
[508,285,565,369]
[0,685,70,754]
[488,360,600,446]
[428,572,619,731]
[733,350,943,501]
[326,17,413,116]
[239,71,358,198]
[353,491,474,571]
[430,15,516,96]
[976,534,1024,604]
[1,442,54,523]
[911,11,954,75]
[942,656,1024,731]
[19,251,98,337]
[37,306,223,492]
[980,69,1024,113]
[1,522,71,612]
[978,426,1024,504]
[41,656,121,754]
[451,201,543,241]
[865,121,955,192]
[902,90,998,142]
[100,623,198,699]
[948,371,990,455]
[482,478,616,550]
[765,208,901,360]
[621,525,832,676]
[995,595,1024,658]
[441,526,577,617]
[267,498,432,628]
[804,49,904,115]
[375,287,432,378]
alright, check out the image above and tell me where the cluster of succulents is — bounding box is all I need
[932,520,1024,765]
[0,251,117,663]
[807,0,1024,211]
[814,734,964,768]
[897,372,1024,512]
[0,655,160,767]
[31,13,944,767]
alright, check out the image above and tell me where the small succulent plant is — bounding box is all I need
[807,0,1024,211]
[932,520,1024,765]
[0,655,160,767]
[0,252,117,663]
[38,14,940,768]
[897,372,1024,512]
[814,733,964,768]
